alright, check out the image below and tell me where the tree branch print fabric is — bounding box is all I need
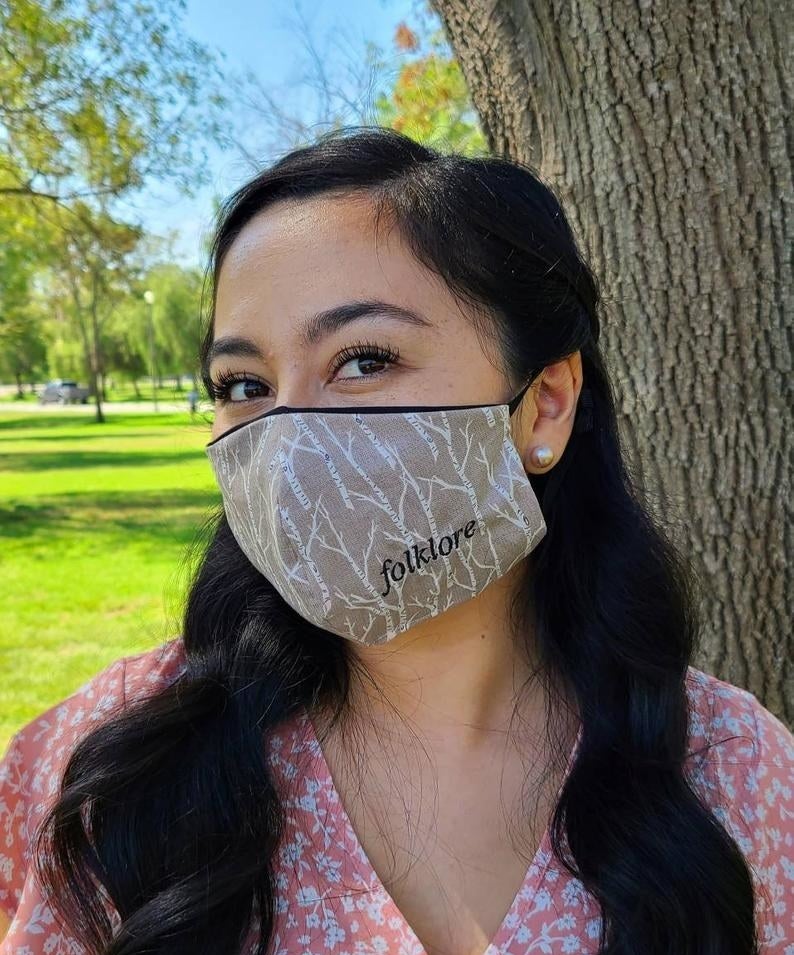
[206,404,546,644]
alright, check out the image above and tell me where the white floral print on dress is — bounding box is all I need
[1,637,792,954]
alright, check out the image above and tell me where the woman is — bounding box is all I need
[1,126,791,955]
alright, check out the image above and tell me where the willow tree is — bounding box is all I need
[429,0,792,719]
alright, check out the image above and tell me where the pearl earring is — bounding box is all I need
[530,445,555,469]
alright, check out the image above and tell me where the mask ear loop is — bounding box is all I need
[508,374,595,432]
[507,374,540,417]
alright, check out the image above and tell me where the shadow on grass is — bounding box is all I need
[0,412,212,432]
[0,489,223,545]
[0,414,102,431]
[0,448,207,472]
[0,430,205,445]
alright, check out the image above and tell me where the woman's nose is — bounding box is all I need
[271,378,322,409]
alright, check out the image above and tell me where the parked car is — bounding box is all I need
[38,380,90,405]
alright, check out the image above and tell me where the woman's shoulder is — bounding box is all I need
[683,665,793,949]
[0,636,188,920]
[683,663,793,768]
[114,633,188,702]
[2,635,188,762]
[682,662,793,811]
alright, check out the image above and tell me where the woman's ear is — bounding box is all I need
[515,352,584,474]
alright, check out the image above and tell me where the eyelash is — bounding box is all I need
[207,339,402,405]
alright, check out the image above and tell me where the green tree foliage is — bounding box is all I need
[102,319,148,397]
[0,311,48,396]
[0,0,225,205]
[0,203,51,393]
[0,0,226,411]
[373,9,488,156]
[103,263,204,396]
[143,264,204,388]
[233,0,484,162]
[45,204,143,421]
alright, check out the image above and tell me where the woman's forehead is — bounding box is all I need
[214,196,463,339]
[218,194,388,277]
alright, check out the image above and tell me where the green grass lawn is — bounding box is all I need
[0,409,222,754]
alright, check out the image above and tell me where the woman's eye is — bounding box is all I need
[225,378,267,403]
[335,355,390,379]
[332,342,400,381]
[210,342,399,404]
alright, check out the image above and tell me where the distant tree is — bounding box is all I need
[48,206,143,423]
[0,0,228,415]
[0,310,47,396]
[103,323,148,399]
[44,309,89,385]
[143,264,204,390]
[0,0,225,208]
[0,203,50,392]
[373,16,487,155]
[236,0,483,160]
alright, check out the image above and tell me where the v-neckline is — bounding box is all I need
[297,706,583,955]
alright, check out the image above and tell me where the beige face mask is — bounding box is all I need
[205,384,546,645]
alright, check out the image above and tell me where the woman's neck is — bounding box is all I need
[338,560,548,752]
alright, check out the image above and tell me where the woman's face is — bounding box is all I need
[207,193,520,441]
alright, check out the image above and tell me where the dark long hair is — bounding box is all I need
[34,125,760,953]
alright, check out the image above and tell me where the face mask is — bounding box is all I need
[205,381,546,645]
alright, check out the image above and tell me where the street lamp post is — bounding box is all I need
[143,290,158,413]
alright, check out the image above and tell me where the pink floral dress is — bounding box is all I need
[1,637,792,954]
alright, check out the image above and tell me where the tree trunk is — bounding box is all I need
[132,378,141,399]
[74,312,103,423]
[14,372,24,398]
[88,274,105,423]
[89,365,104,423]
[431,0,792,720]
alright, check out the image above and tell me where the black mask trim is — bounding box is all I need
[205,380,534,449]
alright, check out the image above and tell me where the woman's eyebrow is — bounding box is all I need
[299,299,433,346]
[204,299,434,373]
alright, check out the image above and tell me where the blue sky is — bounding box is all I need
[131,0,419,268]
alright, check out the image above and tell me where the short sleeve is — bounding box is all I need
[684,670,794,951]
[0,657,127,922]
[0,729,30,921]
[741,697,794,952]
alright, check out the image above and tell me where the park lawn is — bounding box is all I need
[0,410,222,754]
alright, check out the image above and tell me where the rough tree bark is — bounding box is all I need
[430,0,792,721]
